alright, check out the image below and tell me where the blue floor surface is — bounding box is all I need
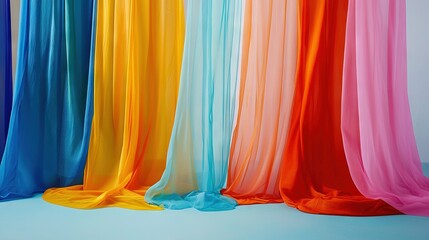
[0,164,428,240]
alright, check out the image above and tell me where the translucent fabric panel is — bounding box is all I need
[278,0,400,216]
[0,0,95,200]
[0,0,12,157]
[43,0,184,210]
[342,0,429,216]
[222,0,297,204]
[145,0,243,211]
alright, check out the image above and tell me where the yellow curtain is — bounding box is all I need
[43,0,185,209]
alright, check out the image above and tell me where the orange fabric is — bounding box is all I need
[278,0,400,215]
[223,0,298,204]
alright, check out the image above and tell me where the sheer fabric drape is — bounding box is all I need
[342,0,429,216]
[0,0,12,158]
[278,0,399,216]
[222,0,297,204]
[0,0,95,200]
[44,0,185,209]
[145,0,242,211]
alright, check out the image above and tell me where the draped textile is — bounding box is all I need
[0,0,95,200]
[278,0,400,215]
[145,0,242,211]
[0,0,12,158]
[222,0,297,204]
[342,0,429,216]
[43,0,184,210]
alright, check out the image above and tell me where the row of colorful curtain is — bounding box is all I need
[1,0,429,216]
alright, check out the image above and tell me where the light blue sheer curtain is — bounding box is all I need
[0,0,96,200]
[0,0,12,158]
[145,0,242,211]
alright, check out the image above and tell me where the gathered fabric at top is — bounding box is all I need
[43,0,185,209]
[0,0,95,200]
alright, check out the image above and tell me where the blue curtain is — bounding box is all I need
[145,0,243,211]
[0,0,96,200]
[0,0,12,158]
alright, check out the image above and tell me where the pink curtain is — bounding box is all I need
[342,0,429,216]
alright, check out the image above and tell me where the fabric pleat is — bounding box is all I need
[0,0,95,200]
[43,0,185,210]
[222,0,297,205]
[145,0,243,211]
[278,0,400,216]
[0,0,12,158]
[342,0,429,216]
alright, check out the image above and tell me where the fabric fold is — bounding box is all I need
[0,0,95,200]
[145,0,243,211]
[0,0,12,158]
[222,0,298,205]
[278,0,400,216]
[342,0,429,216]
[43,0,185,210]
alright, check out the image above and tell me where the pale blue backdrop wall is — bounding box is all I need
[407,0,429,163]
